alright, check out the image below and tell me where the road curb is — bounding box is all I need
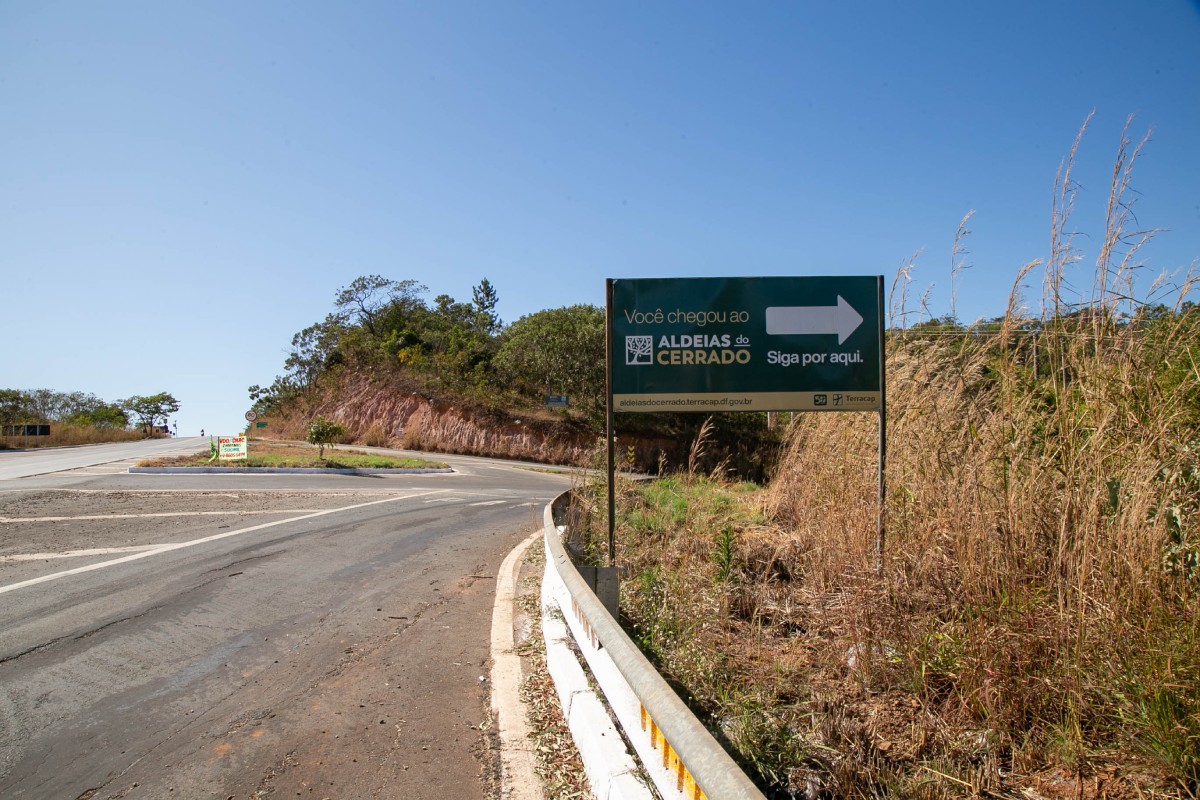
[128,466,454,475]
[490,529,544,800]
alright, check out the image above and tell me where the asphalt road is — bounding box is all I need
[0,441,573,799]
[0,436,212,481]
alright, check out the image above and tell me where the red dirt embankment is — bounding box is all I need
[260,373,616,466]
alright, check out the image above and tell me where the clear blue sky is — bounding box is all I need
[3,1,1198,435]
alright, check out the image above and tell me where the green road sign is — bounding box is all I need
[609,276,883,412]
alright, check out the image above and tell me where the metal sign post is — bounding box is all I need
[606,279,617,566]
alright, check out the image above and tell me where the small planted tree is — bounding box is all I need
[306,415,345,460]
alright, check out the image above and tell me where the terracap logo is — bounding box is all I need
[625,335,653,365]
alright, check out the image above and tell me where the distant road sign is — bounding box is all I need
[609,276,883,413]
[2,425,50,436]
[245,410,258,422]
[545,395,569,408]
[255,421,268,428]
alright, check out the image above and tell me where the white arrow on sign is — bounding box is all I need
[765,296,864,345]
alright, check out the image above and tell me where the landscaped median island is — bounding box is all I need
[135,441,450,471]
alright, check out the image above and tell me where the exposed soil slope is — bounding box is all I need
[261,372,608,466]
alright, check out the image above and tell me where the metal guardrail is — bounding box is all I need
[543,491,766,800]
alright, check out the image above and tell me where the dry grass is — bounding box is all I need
[589,118,1200,798]
[0,426,149,449]
[756,303,1200,796]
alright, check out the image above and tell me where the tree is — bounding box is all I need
[120,393,181,435]
[0,389,28,425]
[494,305,606,417]
[2,389,129,429]
[59,392,110,424]
[306,415,345,459]
[248,377,301,415]
[472,278,501,335]
[68,403,129,429]
[25,388,70,422]
[334,275,427,338]
[397,287,500,387]
[285,314,346,388]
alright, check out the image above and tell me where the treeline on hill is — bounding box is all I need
[0,388,179,447]
[250,276,602,416]
[250,275,778,477]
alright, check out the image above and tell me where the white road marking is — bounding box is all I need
[0,488,414,495]
[0,489,450,596]
[470,500,507,507]
[1,510,324,523]
[1,546,162,562]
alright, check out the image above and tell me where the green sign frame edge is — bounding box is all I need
[608,275,883,412]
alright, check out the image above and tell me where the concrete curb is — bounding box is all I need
[128,466,454,475]
[490,529,544,800]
